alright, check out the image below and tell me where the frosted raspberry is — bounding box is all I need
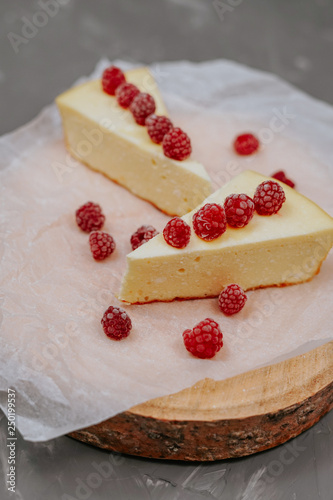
[101,306,132,341]
[192,203,227,241]
[130,92,156,125]
[115,82,140,108]
[163,217,191,249]
[102,66,126,95]
[145,114,173,144]
[272,170,295,189]
[234,133,259,156]
[218,284,247,316]
[162,127,192,161]
[254,180,286,215]
[89,231,116,261]
[224,193,255,228]
[76,202,105,233]
[131,225,159,250]
[183,318,223,359]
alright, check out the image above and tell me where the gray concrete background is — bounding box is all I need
[1,0,333,499]
[1,0,333,136]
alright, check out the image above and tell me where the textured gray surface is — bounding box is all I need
[1,0,333,136]
[0,410,333,500]
[1,0,333,498]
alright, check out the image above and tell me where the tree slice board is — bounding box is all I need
[69,340,333,461]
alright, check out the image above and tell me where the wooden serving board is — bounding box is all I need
[69,341,333,461]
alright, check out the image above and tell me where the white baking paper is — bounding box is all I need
[0,59,332,441]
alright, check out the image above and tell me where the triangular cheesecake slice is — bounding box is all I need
[56,67,211,216]
[119,170,333,303]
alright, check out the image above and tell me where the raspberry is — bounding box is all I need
[102,66,126,95]
[145,114,173,144]
[89,231,116,261]
[218,284,247,316]
[234,133,260,156]
[131,225,159,251]
[130,92,156,125]
[115,82,140,108]
[163,217,191,248]
[272,170,295,189]
[101,306,132,341]
[192,203,227,241]
[183,318,223,359]
[224,193,255,228]
[162,127,192,161]
[76,202,105,233]
[253,180,286,215]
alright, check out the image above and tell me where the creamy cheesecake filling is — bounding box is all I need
[56,68,212,216]
[119,170,333,304]
[120,232,332,303]
[59,107,211,215]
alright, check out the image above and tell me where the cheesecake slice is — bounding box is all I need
[119,170,333,304]
[56,67,211,216]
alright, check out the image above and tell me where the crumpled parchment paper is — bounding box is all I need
[0,59,332,442]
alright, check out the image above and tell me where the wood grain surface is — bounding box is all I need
[69,340,333,461]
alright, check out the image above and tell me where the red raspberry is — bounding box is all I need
[163,217,191,249]
[272,170,295,189]
[234,133,260,156]
[218,284,247,316]
[183,318,223,359]
[102,66,126,95]
[130,92,156,125]
[253,180,286,215]
[145,114,173,144]
[162,127,192,161]
[224,193,255,228]
[101,306,132,341]
[89,231,116,261]
[76,202,105,233]
[192,203,227,241]
[130,225,159,251]
[115,82,140,108]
